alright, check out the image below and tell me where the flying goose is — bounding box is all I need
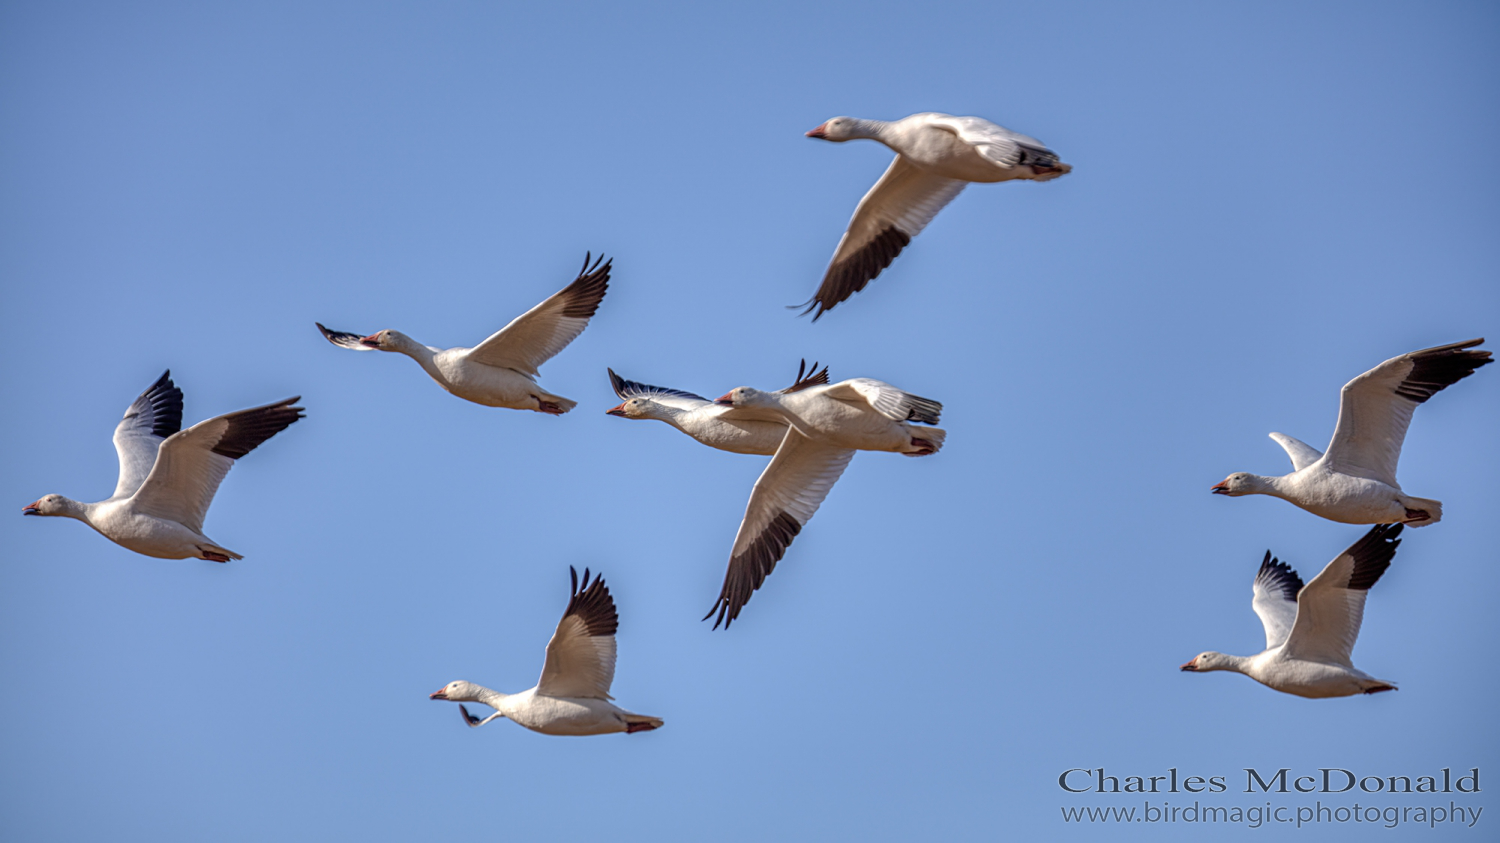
[429,567,663,736]
[22,371,303,561]
[704,378,945,628]
[317,253,610,414]
[802,112,1070,319]
[1181,524,1403,698]
[1213,339,1492,526]
[604,360,830,455]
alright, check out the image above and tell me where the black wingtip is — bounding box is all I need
[559,252,611,319]
[606,368,627,399]
[563,565,617,636]
[208,397,306,460]
[1256,551,1305,602]
[783,359,831,393]
[1395,339,1493,403]
[1344,523,1403,591]
[129,370,185,439]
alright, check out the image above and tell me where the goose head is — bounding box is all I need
[358,329,407,351]
[1211,473,1262,496]
[429,680,481,702]
[806,116,863,142]
[714,387,772,408]
[22,494,71,517]
[606,397,662,419]
[1180,652,1232,673]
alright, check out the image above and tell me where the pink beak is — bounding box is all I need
[359,334,381,347]
[429,687,449,700]
[714,392,735,405]
[605,403,627,417]
[1210,481,1230,495]
[805,123,828,139]
[22,500,41,516]
[1180,660,1198,672]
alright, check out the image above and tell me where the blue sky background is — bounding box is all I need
[2,1,1496,840]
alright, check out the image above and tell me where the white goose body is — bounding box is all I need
[1213,339,1491,526]
[1225,651,1393,699]
[704,377,945,628]
[52,498,234,560]
[477,688,647,736]
[803,112,1070,319]
[430,568,663,737]
[717,378,945,456]
[317,253,610,414]
[386,340,569,411]
[604,363,830,456]
[1182,524,1403,699]
[23,371,303,561]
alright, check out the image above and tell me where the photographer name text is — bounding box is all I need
[1059,767,1480,795]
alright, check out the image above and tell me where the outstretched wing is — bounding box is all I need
[1250,551,1304,650]
[467,254,611,376]
[1268,432,1323,472]
[537,567,619,699]
[802,156,966,320]
[1283,524,1403,666]
[111,371,184,500]
[1323,339,1491,487]
[130,397,304,533]
[705,431,855,629]
[316,323,377,351]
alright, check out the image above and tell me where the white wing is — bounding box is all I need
[465,254,611,376]
[804,156,966,319]
[537,567,618,700]
[1250,552,1303,650]
[1282,524,1403,666]
[705,431,855,628]
[1323,339,1491,487]
[130,397,304,533]
[1268,432,1323,472]
[821,378,942,424]
[111,371,184,500]
[926,114,1069,176]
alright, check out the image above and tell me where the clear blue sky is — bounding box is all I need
[2,2,1496,840]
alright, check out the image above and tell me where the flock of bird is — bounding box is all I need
[21,111,1494,733]
[1188,338,1492,697]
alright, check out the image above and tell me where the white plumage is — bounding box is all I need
[317,253,610,414]
[429,568,663,736]
[1213,339,1492,526]
[23,371,303,561]
[803,112,1070,319]
[1182,524,1403,698]
[704,377,946,628]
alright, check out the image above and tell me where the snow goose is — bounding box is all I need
[316,253,610,414]
[429,567,662,736]
[1181,524,1403,698]
[604,360,830,455]
[802,112,1070,319]
[704,378,946,628]
[1213,339,1492,526]
[22,371,303,561]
